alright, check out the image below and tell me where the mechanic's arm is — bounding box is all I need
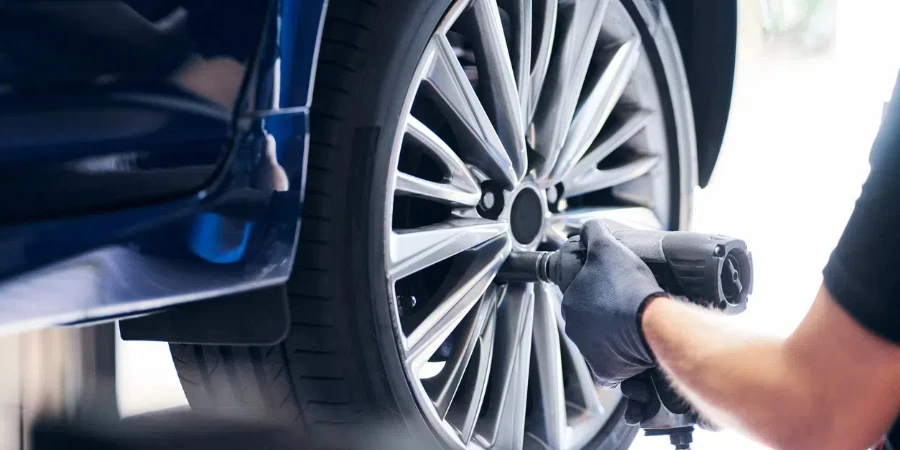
[643,287,900,450]
[647,75,900,450]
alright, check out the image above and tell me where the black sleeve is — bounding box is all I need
[823,73,900,344]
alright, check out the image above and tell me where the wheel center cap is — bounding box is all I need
[508,184,546,247]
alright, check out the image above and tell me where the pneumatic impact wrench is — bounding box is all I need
[495,223,754,450]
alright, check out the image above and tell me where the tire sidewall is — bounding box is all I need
[337,1,454,449]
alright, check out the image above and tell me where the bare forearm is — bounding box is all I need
[641,290,900,450]
[642,297,812,448]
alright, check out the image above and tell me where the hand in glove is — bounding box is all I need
[555,220,666,388]
[622,371,715,430]
[622,370,694,426]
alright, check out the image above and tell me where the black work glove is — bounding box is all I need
[622,370,715,430]
[621,371,661,425]
[621,370,689,425]
[556,220,665,388]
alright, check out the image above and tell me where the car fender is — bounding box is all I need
[661,0,738,187]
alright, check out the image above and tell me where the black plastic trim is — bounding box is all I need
[662,0,738,187]
[119,285,290,345]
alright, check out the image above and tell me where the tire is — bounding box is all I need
[170,0,696,449]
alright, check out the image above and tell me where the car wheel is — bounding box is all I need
[170,0,695,449]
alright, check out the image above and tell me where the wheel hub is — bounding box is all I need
[506,182,547,248]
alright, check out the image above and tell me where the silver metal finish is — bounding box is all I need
[400,117,483,207]
[403,236,509,374]
[425,286,500,419]
[470,0,528,180]
[476,282,534,448]
[422,35,518,188]
[550,38,642,181]
[562,109,655,189]
[388,219,508,281]
[385,1,678,448]
[532,0,609,182]
[526,0,557,127]
[532,283,567,449]
[563,154,660,198]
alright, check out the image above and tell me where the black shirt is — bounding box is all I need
[822,74,900,449]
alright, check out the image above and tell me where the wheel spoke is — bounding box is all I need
[389,219,508,280]
[476,283,535,448]
[447,307,496,444]
[551,287,618,450]
[526,0,557,127]
[561,334,619,450]
[550,38,642,182]
[496,0,532,129]
[426,285,501,419]
[422,35,517,187]
[532,283,567,449]
[559,328,599,414]
[562,154,659,198]
[402,117,482,206]
[469,0,527,179]
[395,172,482,207]
[405,236,509,373]
[532,0,610,181]
[563,109,654,183]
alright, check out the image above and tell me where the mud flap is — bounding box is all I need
[119,285,289,345]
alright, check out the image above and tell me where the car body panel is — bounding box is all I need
[0,0,326,333]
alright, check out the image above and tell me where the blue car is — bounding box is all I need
[0,1,735,448]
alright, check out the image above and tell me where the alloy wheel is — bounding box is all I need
[384,0,684,448]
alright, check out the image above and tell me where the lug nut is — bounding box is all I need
[480,191,496,210]
[546,186,559,204]
[398,295,417,308]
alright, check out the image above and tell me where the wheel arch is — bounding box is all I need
[660,0,737,187]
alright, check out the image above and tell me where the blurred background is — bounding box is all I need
[2,0,900,449]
